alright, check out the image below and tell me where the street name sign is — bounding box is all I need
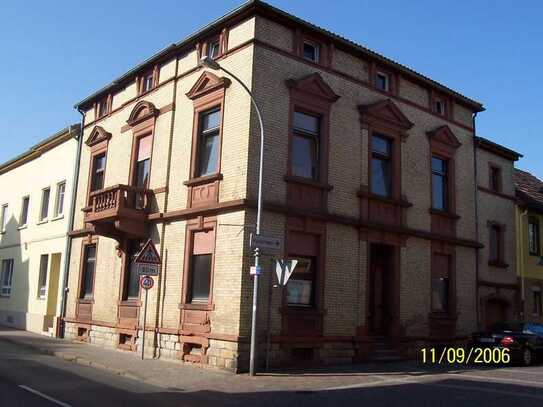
[250,234,283,252]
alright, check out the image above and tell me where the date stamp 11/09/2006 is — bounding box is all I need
[420,347,511,365]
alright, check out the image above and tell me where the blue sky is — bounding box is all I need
[1,1,541,176]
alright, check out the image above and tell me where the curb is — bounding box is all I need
[0,336,144,382]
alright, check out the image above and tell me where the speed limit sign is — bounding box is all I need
[140,276,154,290]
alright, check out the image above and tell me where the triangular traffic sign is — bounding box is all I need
[135,239,161,265]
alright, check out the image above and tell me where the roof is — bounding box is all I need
[475,136,523,161]
[0,124,80,176]
[514,169,543,213]
[75,0,484,112]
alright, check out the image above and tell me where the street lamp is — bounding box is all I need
[201,56,265,376]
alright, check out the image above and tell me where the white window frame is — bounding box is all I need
[302,40,320,63]
[1,259,14,297]
[39,187,50,222]
[37,254,49,299]
[0,204,7,233]
[376,71,390,92]
[54,181,66,217]
[19,196,30,227]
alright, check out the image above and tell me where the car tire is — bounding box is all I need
[522,347,533,366]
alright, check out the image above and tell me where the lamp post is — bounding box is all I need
[201,56,265,376]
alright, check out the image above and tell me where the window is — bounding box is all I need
[287,257,315,307]
[40,188,50,221]
[1,204,7,232]
[291,111,320,180]
[190,254,212,302]
[533,288,542,316]
[37,254,48,299]
[302,40,320,63]
[19,196,29,226]
[188,229,215,303]
[376,72,389,92]
[80,245,96,299]
[91,153,106,192]
[1,259,14,297]
[489,223,503,264]
[431,253,450,313]
[371,134,392,197]
[431,156,448,211]
[435,99,446,116]
[196,108,221,177]
[529,218,541,256]
[207,40,220,60]
[489,166,502,192]
[97,98,109,118]
[141,72,154,93]
[123,241,141,300]
[133,135,152,208]
[54,182,66,217]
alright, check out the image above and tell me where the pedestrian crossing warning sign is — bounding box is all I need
[135,239,161,265]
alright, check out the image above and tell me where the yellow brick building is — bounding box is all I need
[62,1,517,371]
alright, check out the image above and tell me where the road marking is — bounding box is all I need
[446,373,543,387]
[425,382,543,401]
[18,385,72,407]
[323,375,418,391]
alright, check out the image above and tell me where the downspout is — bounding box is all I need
[518,208,528,317]
[59,109,85,338]
[154,56,179,358]
[472,111,481,329]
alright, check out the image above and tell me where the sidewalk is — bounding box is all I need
[0,327,453,393]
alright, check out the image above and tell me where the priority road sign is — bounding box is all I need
[274,259,298,286]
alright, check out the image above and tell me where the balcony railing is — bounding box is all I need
[84,184,152,239]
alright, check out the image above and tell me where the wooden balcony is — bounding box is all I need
[84,184,152,241]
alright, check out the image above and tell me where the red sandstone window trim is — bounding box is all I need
[181,218,217,310]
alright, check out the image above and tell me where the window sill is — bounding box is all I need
[488,260,509,269]
[0,295,11,298]
[17,224,27,230]
[78,298,94,304]
[183,173,223,187]
[36,219,48,225]
[51,215,64,222]
[118,299,142,307]
[358,190,412,207]
[284,175,333,191]
[179,302,215,311]
[529,252,541,257]
[429,208,460,220]
[37,296,46,301]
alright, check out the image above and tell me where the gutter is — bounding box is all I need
[58,109,85,338]
[472,111,481,329]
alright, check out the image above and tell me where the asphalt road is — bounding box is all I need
[1,338,543,406]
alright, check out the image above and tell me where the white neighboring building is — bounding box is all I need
[0,124,79,335]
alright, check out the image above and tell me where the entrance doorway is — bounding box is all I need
[368,244,395,336]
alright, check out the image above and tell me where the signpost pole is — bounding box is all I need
[141,286,148,360]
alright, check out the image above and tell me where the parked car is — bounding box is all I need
[470,322,543,366]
